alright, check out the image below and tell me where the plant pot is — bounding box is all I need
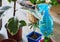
[27,31,42,42]
[0,39,17,42]
[7,28,22,42]
[40,38,54,42]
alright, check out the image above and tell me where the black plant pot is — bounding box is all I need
[27,31,42,42]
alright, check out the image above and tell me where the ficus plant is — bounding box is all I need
[6,0,26,36]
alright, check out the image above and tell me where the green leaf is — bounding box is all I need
[50,0,59,6]
[30,25,33,29]
[12,0,17,2]
[19,20,26,27]
[44,37,50,42]
[30,0,37,5]
[8,0,12,3]
[8,17,19,35]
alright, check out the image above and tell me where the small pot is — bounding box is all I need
[7,28,22,42]
[27,31,42,42]
[0,39,17,42]
[40,38,54,42]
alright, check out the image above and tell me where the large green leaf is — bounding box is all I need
[8,0,16,2]
[30,0,37,5]
[50,0,59,6]
[30,0,45,4]
[12,0,17,2]
[8,0,12,3]
[8,17,19,35]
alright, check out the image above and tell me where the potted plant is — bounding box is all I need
[5,0,26,42]
[27,13,42,42]
[40,32,54,42]
[40,37,54,42]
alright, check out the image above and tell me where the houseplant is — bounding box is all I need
[27,13,42,42]
[5,0,26,42]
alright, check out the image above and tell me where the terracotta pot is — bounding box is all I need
[0,39,17,42]
[40,38,54,42]
[7,28,22,42]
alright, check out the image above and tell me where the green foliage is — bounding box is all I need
[30,0,37,5]
[44,32,54,42]
[19,20,27,27]
[30,0,59,6]
[28,21,39,31]
[7,17,26,35]
[8,17,19,35]
[30,0,45,5]
[44,37,50,42]
[8,0,16,3]
[50,0,59,6]
[8,0,12,3]
[12,0,17,1]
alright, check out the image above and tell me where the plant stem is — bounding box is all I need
[13,1,16,16]
[44,36,49,42]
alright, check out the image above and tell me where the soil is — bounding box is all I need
[30,33,39,40]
